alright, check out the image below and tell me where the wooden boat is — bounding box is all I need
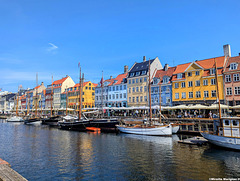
[7,116,24,122]
[24,116,41,125]
[116,124,172,136]
[42,115,62,126]
[201,117,240,150]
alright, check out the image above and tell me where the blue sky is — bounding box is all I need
[1,0,240,92]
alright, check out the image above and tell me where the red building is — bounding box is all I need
[224,55,240,106]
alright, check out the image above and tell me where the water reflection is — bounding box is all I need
[0,121,240,180]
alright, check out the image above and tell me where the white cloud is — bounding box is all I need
[47,43,58,52]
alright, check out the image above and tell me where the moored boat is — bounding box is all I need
[201,117,240,151]
[7,116,24,122]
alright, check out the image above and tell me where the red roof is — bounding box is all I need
[173,63,191,74]
[93,83,98,87]
[195,56,225,69]
[114,73,127,85]
[53,76,69,85]
[34,85,41,89]
[155,67,175,81]
[224,56,240,73]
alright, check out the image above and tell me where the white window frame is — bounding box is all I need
[181,82,185,88]
[196,91,201,98]
[226,87,232,95]
[230,63,238,70]
[195,80,200,87]
[211,79,216,85]
[175,93,179,99]
[203,79,208,86]
[204,91,209,98]
[189,92,193,98]
[233,74,240,82]
[235,87,240,95]
[188,81,193,87]
[182,92,186,99]
[225,75,231,82]
[211,90,216,97]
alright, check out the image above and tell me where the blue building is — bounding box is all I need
[151,64,175,107]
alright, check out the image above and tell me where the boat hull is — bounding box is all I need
[116,125,172,136]
[201,132,240,150]
[7,116,24,122]
[172,126,180,134]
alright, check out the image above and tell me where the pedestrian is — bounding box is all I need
[209,111,212,119]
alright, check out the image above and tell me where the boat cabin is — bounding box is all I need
[219,118,240,138]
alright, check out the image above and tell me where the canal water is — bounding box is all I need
[0,120,240,181]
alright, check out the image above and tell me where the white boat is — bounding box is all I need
[7,116,24,122]
[172,125,180,134]
[116,124,172,136]
[201,118,240,151]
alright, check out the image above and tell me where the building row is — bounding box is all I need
[0,44,239,113]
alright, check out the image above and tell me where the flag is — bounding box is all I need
[100,77,104,87]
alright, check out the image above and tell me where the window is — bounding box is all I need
[132,79,135,84]
[211,90,216,97]
[136,96,139,102]
[177,73,182,79]
[182,92,186,99]
[210,68,216,75]
[226,87,232,95]
[144,86,147,92]
[235,87,240,95]
[136,72,140,76]
[175,83,179,88]
[230,63,238,70]
[211,79,216,85]
[175,93,179,99]
[144,96,147,102]
[181,82,185,88]
[203,79,208,86]
[113,87,115,91]
[120,86,122,90]
[188,72,192,77]
[140,78,143,83]
[196,91,201,98]
[189,92,193,98]
[124,93,126,98]
[166,97,170,103]
[195,71,200,76]
[136,87,139,92]
[225,75,231,82]
[124,85,126,89]
[113,94,115,99]
[132,87,135,93]
[132,97,135,102]
[130,73,134,77]
[136,78,139,83]
[225,120,230,126]
[129,97,131,102]
[144,77,147,82]
[128,80,131,84]
[195,80,200,86]
[142,70,147,75]
[116,86,119,91]
[140,86,143,92]
[188,81,193,87]
[233,74,240,81]
[140,96,143,102]
[116,94,118,99]
[204,91,209,98]
[163,77,169,84]
[129,88,131,93]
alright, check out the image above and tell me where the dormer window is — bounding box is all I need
[153,78,159,85]
[142,70,146,75]
[136,72,140,76]
[163,76,169,84]
[230,63,238,70]
[130,73,134,77]
[210,68,216,75]
[177,73,182,79]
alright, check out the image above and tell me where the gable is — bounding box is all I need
[185,62,203,72]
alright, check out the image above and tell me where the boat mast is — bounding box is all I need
[79,64,82,121]
[51,75,53,117]
[159,79,162,123]
[35,73,38,118]
[101,71,103,112]
[214,58,221,119]
[27,92,30,115]
[66,86,68,116]
[148,59,152,122]
[16,93,19,116]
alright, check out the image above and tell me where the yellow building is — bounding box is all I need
[172,56,226,105]
[67,81,97,111]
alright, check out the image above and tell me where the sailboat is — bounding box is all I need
[42,76,61,126]
[24,73,42,125]
[116,59,172,136]
[201,58,240,150]
[7,92,24,122]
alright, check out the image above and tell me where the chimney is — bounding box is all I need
[239,53,240,56]
[41,82,44,86]
[143,56,146,62]
[223,44,231,57]
[110,76,112,79]
[164,64,169,71]
[124,65,128,73]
